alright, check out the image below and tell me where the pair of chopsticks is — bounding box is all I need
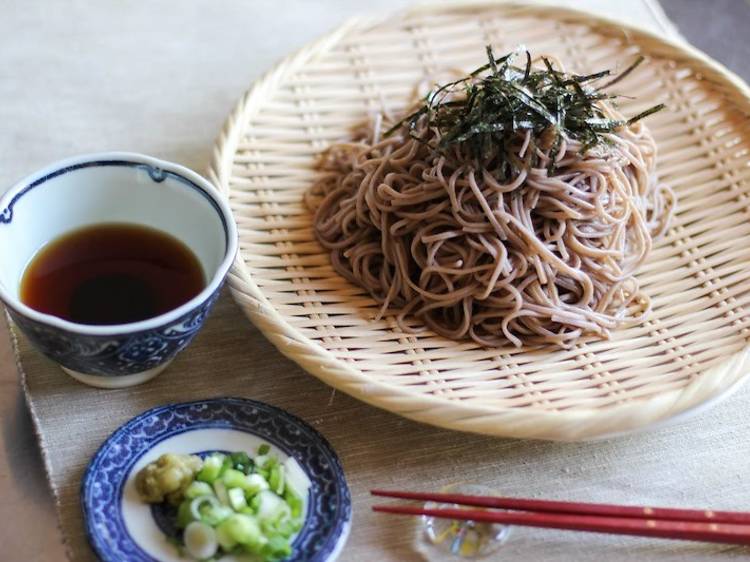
[371,490,750,545]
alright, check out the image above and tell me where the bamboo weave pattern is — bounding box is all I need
[210,3,750,440]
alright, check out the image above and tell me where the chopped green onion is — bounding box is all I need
[245,473,270,495]
[228,487,248,511]
[254,454,269,469]
[184,481,214,500]
[190,496,220,522]
[284,457,311,500]
[268,465,285,496]
[219,456,233,478]
[260,534,293,560]
[254,490,291,522]
[222,468,247,490]
[213,480,230,507]
[183,495,231,527]
[197,454,225,484]
[230,451,254,474]
[284,489,304,519]
[176,499,195,529]
[215,521,237,552]
[230,451,250,466]
[141,445,303,562]
[184,521,218,560]
[270,516,302,539]
[218,514,265,548]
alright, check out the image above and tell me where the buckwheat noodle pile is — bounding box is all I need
[306,49,675,348]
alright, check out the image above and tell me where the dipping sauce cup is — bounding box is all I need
[0,152,238,388]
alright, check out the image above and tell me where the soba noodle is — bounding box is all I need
[306,60,674,348]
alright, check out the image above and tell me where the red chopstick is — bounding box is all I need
[371,489,750,524]
[371,490,750,545]
[372,504,750,545]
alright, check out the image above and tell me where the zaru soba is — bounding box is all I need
[307,47,674,348]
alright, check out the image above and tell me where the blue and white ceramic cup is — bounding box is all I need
[0,152,238,388]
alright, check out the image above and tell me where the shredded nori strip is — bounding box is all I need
[384,46,665,170]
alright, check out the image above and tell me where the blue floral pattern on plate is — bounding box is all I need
[82,398,352,561]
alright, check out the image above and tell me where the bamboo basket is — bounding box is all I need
[209,2,750,441]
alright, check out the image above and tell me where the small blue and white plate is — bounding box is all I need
[82,397,352,562]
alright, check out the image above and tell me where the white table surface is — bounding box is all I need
[1,1,748,560]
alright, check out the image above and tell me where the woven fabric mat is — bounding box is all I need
[17,291,750,562]
[15,3,750,561]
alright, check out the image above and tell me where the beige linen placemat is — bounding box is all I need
[17,291,750,562]
[15,2,750,561]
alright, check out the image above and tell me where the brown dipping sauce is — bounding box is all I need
[20,223,205,325]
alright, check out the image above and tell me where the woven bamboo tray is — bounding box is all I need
[209,2,750,441]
